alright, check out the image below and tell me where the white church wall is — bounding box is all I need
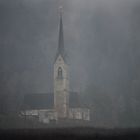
[39,110,57,124]
[21,109,58,124]
[83,108,90,121]
[22,110,39,116]
[69,108,90,121]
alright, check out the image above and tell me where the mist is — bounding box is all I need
[0,0,140,128]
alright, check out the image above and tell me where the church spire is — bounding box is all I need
[58,7,64,54]
[55,7,65,61]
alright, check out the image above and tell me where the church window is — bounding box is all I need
[58,67,63,79]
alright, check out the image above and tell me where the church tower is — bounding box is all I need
[54,8,69,119]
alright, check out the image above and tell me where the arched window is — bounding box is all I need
[58,67,63,79]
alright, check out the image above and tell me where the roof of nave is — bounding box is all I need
[21,92,89,111]
[21,93,54,110]
[69,92,89,108]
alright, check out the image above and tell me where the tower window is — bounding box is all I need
[58,67,63,79]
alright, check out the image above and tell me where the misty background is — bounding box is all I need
[0,0,140,128]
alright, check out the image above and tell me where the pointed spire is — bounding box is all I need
[58,6,64,55]
[55,6,66,62]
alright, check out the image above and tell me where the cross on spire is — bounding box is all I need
[59,6,63,15]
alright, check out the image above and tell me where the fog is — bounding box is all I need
[0,0,140,128]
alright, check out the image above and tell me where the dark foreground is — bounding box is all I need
[0,127,140,140]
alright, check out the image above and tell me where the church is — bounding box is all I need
[21,10,90,124]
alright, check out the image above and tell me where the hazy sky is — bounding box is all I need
[0,0,140,127]
[0,0,139,96]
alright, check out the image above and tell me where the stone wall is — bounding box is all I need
[21,109,57,124]
[69,108,90,121]
[39,110,57,124]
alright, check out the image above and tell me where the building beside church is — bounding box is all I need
[21,10,90,124]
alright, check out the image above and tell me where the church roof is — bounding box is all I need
[55,9,66,62]
[21,92,86,111]
[21,93,54,110]
[69,92,89,108]
[69,92,83,108]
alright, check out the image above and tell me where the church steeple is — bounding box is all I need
[54,7,69,119]
[55,7,65,61]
